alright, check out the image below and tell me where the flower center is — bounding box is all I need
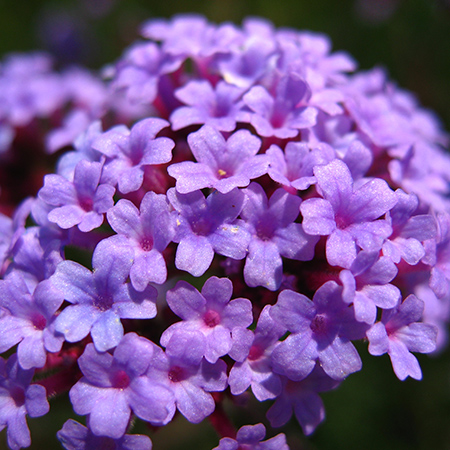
[31,313,47,330]
[10,386,25,406]
[203,309,221,328]
[93,295,114,311]
[111,370,130,390]
[168,365,187,383]
[191,218,211,236]
[248,344,264,361]
[255,219,275,241]
[140,237,154,252]
[335,214,349,230]
[217,168,228,179]
[78,196,94,212]
[310,314,327,334]
[98,437,117,450]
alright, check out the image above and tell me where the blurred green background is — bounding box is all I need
[1,0,450,449]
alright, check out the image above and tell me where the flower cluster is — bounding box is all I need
[0,13,448,450]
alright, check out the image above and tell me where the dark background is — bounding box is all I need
[1,0,450,449]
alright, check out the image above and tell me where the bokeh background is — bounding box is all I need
[1,0,450,449]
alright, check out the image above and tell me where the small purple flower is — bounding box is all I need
[38,160,115,232]
[339,251,401,324]
[92,118,174,194]
[168,125,267,194]
[382,189,436,265]
[57,419,153,450]
[366,295,437,380]
[241,73,318,139]
[421,212,450,299]
[50,239,158,352]
[300,159,397,268]
[266,365,340,435]
[216,32,276,89]
[170,80,246,131]
[0,272,64,369]
[213,423,289,450]
[229,304,286,401]
[112,41,182,105]
[266,141,335,193]
[0,354,49,450]
[241,183,318,291]
[161,277,253,363]
[148,329,227,424]
[106,191,175,290]
[270,281,366,381]
[168,187,250,276]
[69,333,174,439]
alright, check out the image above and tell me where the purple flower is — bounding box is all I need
[266,364,340,435]
[0,199,33,276]
[216,29,276,89]
[112,41,182,105]
[382,189,436,265]
[366,295,437,380]
[38,160,115,232]
[266,141,335,192]
[0,272,64,369]
[339,251,401,324]
[50,239,158,352]
[69,333,174,439]
[168,187,250,276]
[241,73,318,139]
[148,329,227,424]
[141,14,239,61]
[170,80,246,131]
[161,277,253,363]
[241,183,318,291]
[421,212,450,299]
[168,125,267,194]
[106,191,175,290]
[229,304,286,401]
[270,281,366,381]
[92,118,174,194]
[213,423,289,450]
[0,52,65,127]
[0,354,49,450]
[57,419,153,450]
[300,159,397,268]
[54,120,105,181]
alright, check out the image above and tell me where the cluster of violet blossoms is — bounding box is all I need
[0,14,448,450]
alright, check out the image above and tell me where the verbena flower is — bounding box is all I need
[57,419,153,450]
[168,125,267,194]
[0,13,447,450]
[50,240,158,352]
[0,354,49,450]
[162,277,253,363]
[213,423,289,450]
[69,333,174,438]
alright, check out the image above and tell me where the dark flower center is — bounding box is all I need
[93,295,114,311]
[191,218,212,236]
[203,309,221,328]
[10,386,25,406]
[31,313,47,330]
[255,219,275,241]
[310,314,327,334]
[140,237,154,252]
[335,214,349,230]
[168,365,187,383]
[78,196,94,212]
[97,437,117,450]
[111,370,130,390]
[248,344,264,361]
